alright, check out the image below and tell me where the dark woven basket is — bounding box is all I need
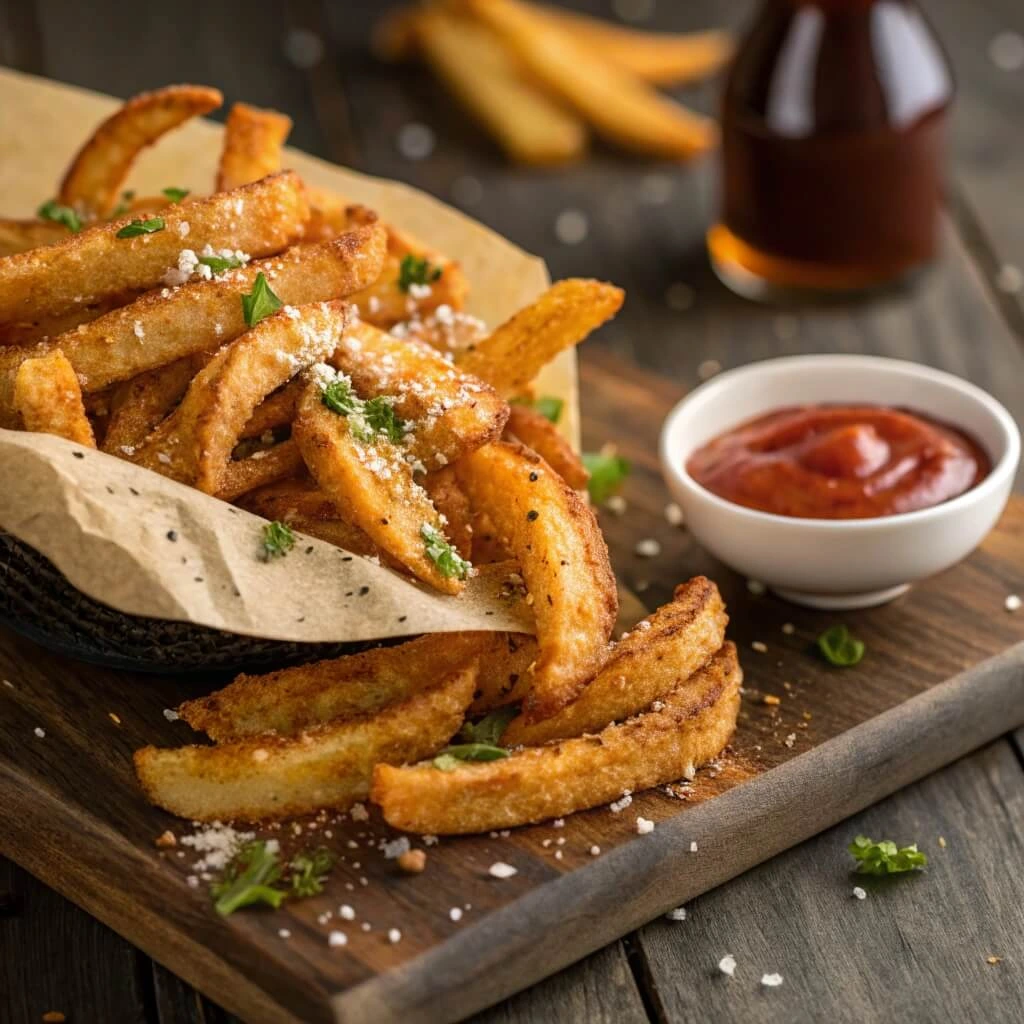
[0,531,366,674]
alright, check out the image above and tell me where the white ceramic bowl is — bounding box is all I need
[659,355,1021,609]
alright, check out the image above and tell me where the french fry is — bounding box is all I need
[416,9,587,166]
[217,439,305,502]
[457,279,623,397]
[292,371,466,594]
[216,102,294,192]
[0,218,70,257]
[302,187,352,244]
[331,321,509,467]
[502,577,728,745]
[421,466,474,560]
[13,350,95,447]
[57,85,223,217]
[468,0,717,160]
[239,379,302,439]
[505,402,588,489]
[182,631,496,741]
[372,643,741,834]
[134,301,353,493]
[0,293,143,348]
[535,6,734,86]
[135,665,476,821]
[469,628,539,713]
[0,172,309,324]
[455,441,616,719]
[0,224,387,427]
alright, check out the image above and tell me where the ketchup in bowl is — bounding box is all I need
[686,405,990,520]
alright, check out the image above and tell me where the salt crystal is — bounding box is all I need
[666,907,687,921]
[718,954,737,977]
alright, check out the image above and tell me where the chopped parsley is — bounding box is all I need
[512,395,564,424]
[212,841,286,916]
[361,396,406,444]
[421,523,471,580]
[817,625,865,667]
[37,199,82,233]
[289,847,336,897]
[320,376,407,444]
[398,253,443,292]
[849,835,927,875]
[198,253,245,274]
[261,520,296,560]
[459,706,518,746]
[433,743,510,771]
[116,216,165,238]
[241,271,283,326]
[582,450,630,505]
[162,186,191,203]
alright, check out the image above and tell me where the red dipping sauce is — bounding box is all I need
[687,405,990,520]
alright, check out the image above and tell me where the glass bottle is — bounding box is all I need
[708,0,955,299]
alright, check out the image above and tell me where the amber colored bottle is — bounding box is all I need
[708,0,954,298]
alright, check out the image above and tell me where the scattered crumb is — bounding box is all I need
[635,538,661,558]
[666,907,687,921]
[636,816,655,835]
[278,928,291,939]
[397,849,427,874]
[388,927,402,944]
[33,727,45,739]
[763,694,781,706]
[340,904,355,920]
[488,861,518,879]
[718,954,737,977]
[852,886,867,900]
[781,622,795,635]
[350,802,369,822]
[328,930,348,948]
[938,836,947,849]
[986,955,1003,965]
[689,841,698,853]
[761,972,784,988]
[552,818,565,829]
[449,907,463,922]
[604,494,627,515]
[554,209,589,245]
[42,1014,66,1023]
[664,502,684,526]
[590,845,601,856]
[784,733,797,749]
[609,792,633,813]
[154,830,176,849]
[163,708,180,722]
[1005,594,1021,612]
[108,712,122,726]
[751,640,768,654]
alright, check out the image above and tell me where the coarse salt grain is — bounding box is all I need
[718,954,737,977]
[34,726,45,738]
[278,928,291,939]
[328,930,348,947]
[689,841,698,853]
[488,861,517,879]
[853,886,867,900]
[177,221,190,238]
[761,973,784,988]
[340,904,355,920]
[636,816,655,834]
[590,845,601,856]
[383,837,411,859]
[635,538,661,558]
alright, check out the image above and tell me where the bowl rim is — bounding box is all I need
[659,354,1021,533]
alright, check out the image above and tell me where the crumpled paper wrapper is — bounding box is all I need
[0,68,578,642]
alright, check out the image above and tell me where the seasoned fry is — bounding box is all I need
[457,279,623,397]
[536,7,733,86]
[292,370,465,594]
[456,442,616,719]
[0,218,70,257]
[505,402,588,489]
[216,439,305,501]
[372,643,741,834]
[331,321,509,467]
[135,665,476,821]
[13,350,95,447]
[468,0,717,159]
[216,102,293,192]
[502,577,728,745]
[303,187,352,244]
[134,301,352,493]
[422,466,473,560]
[239,379,302,439]
[0,224,387,426]
[416,9,587,166]
[469,629,539,713]
[0,293,143,348]
[182,632,497,741]
[102,356,204,455]
[0,172,309,324]
[58,84,222,216]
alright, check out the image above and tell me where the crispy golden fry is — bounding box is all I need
[292,371,464,594]
[0,292,143,348]
[0,172,309,325]
[134,301,352,493]
[237,476,386,563]
[182,631,497,741]
[217,439,305,501]
[456,441,616,719]
[0,224,387,427]
[468,0,717,159]
[216,102,293,192]
[302,187,352,244]
[416,9,587,166]
[505,403,588,489]
[469,629,539,713]
[536,7,733,85]
[502,577,728,745]
[331,321,508,467]
[58,84,222,217]
[102,356,204,455]
[0,218,70,257]
[13,350,95,447]
[422,466,473,560]
[457,279,623,397]
[135,665,476,821]
[373,642,741,834]
[239,379,302,439]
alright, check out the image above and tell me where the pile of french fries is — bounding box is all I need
[376,0,733,164]
[0,84,740,834]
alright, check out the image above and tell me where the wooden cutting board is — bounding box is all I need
[1,353,1022,1024]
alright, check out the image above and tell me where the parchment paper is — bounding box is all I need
[0,67,579,641]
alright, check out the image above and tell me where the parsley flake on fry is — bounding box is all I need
[818,625,865,667]
[398,253,443,292]
[421,523,471,580]
[320,374,407,444]
[459,706,518,746]
[582,450,630,505]
[198,253,245,274]
[162,186,191,203]
[261,520,296,560]
[433,744,510,771]
[37,199,82,233]
[289,847,336,897]
[116,216,165,238]
[211,840,286,916]
[849,836,927,875]
[241,271,283,326]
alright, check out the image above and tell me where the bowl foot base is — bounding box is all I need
[772,584,911,610]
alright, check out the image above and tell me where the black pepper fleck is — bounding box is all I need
[129,487,140,496]
[398,615,407,623]
[166,530,178,542]
[526,510,539,522]
[529,472,538,482]
[72,451,85,459]
[194,576,203,583]
[358,586,370,596]
[305,546,314,555]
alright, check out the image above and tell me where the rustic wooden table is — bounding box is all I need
[2,1,1023,1022]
